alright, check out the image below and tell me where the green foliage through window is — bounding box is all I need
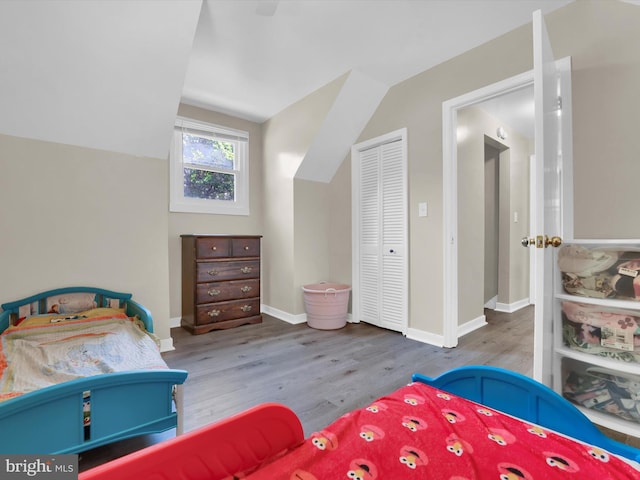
[184,168,235,201]
[171,117,249,215]
[182,133,236,201]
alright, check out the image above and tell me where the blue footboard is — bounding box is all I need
[413,366,640,463]
[0,370,187,454]
[0,287,188,454]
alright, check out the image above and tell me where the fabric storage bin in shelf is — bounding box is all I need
[562,357,640,424]
[558,244,640,300]
[561,300,640,364]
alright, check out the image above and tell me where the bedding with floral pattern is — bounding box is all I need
[0,308,168,401]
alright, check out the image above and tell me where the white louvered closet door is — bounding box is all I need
[353,131,407,333]
[359,147,381,326]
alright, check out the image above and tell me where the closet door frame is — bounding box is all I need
[351,128,408,334]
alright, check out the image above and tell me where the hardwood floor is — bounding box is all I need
[169,306,535,435]
[79,307,534,470]
[79,305,640,470]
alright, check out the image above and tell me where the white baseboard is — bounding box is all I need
[495,298,530,313]
[261,304,353,325]
[407,314,487,348]
[261,304,307,324]
[169,316,181,328]
[406,328,445,347]
[160,337,175,352]
[458,314,487,338]
[484,295,497,309]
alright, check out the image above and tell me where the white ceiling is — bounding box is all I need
[0,0,202,159]
[0,0,575,160]
[478,85,535,140]
[183,0,572,123]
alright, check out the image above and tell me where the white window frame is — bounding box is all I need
[170,117,249,215]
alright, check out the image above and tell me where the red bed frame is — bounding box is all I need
[78,402,303,480]
[79,367,640,479]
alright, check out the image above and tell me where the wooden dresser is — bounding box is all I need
[181,234,262,334]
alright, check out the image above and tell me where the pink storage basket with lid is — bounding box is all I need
[302,283,351,330]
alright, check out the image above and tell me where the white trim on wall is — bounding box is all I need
[495,298,530,313]
[261,304,307,325]
[457,314,487,338]
[169,316,181,329]
[407,314,486,348]
[351,128,408,335]
[261,304,353,326]
[160,337,175,353]
[442,70,534,348]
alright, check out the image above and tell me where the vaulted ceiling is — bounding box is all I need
[0,0,575,160]
[183,0,572,124]
[0,1,202,159]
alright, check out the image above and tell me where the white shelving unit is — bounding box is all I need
[551,243,640,438]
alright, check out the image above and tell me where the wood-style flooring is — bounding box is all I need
[79,307,533,470]
[79,306,639,471]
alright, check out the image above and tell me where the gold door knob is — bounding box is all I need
[521,237,535,248]
[546,236,562,248]
[522,235,562,248]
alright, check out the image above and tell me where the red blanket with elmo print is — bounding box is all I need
[242,382,639,479]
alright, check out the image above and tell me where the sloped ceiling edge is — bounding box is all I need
[0,1,203,159]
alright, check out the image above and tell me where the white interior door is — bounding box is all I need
[352,129,408,334]
[532,10,573,384]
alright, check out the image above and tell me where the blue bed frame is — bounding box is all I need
[0,287,188,454]
[413,366,640,463]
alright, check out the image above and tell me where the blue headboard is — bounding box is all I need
[413,366,640,463]
[0,286,153,333]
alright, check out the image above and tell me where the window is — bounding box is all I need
[170,117,249,215]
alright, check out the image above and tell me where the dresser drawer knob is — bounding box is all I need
[240,266,253,274]
[241,304,252,312]
[244,246,249,250]
[208,288,221,296]
[211,246,217,251]
[240,285,252,293]
[207,309,221,317]
[208,269,219,276]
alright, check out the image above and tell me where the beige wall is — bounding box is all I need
[341,19,534,336]
[327,156,353,289]
[0,134,173,342]
[326,0,640,336]
[546,1,640,239]
[457,106,531,325]
[484,143,500,304]
[261,74,347,315]
[2,0,638,348]
[293,179,330,312]
[0,105,264,346]
[168,104,264,321]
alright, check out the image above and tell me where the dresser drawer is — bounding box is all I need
[196,260,260,282]
[182,234,262,334]
[232,237,261,257]
[195,237,230,259]
[196,298,261,325]
[196,279,260,304]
